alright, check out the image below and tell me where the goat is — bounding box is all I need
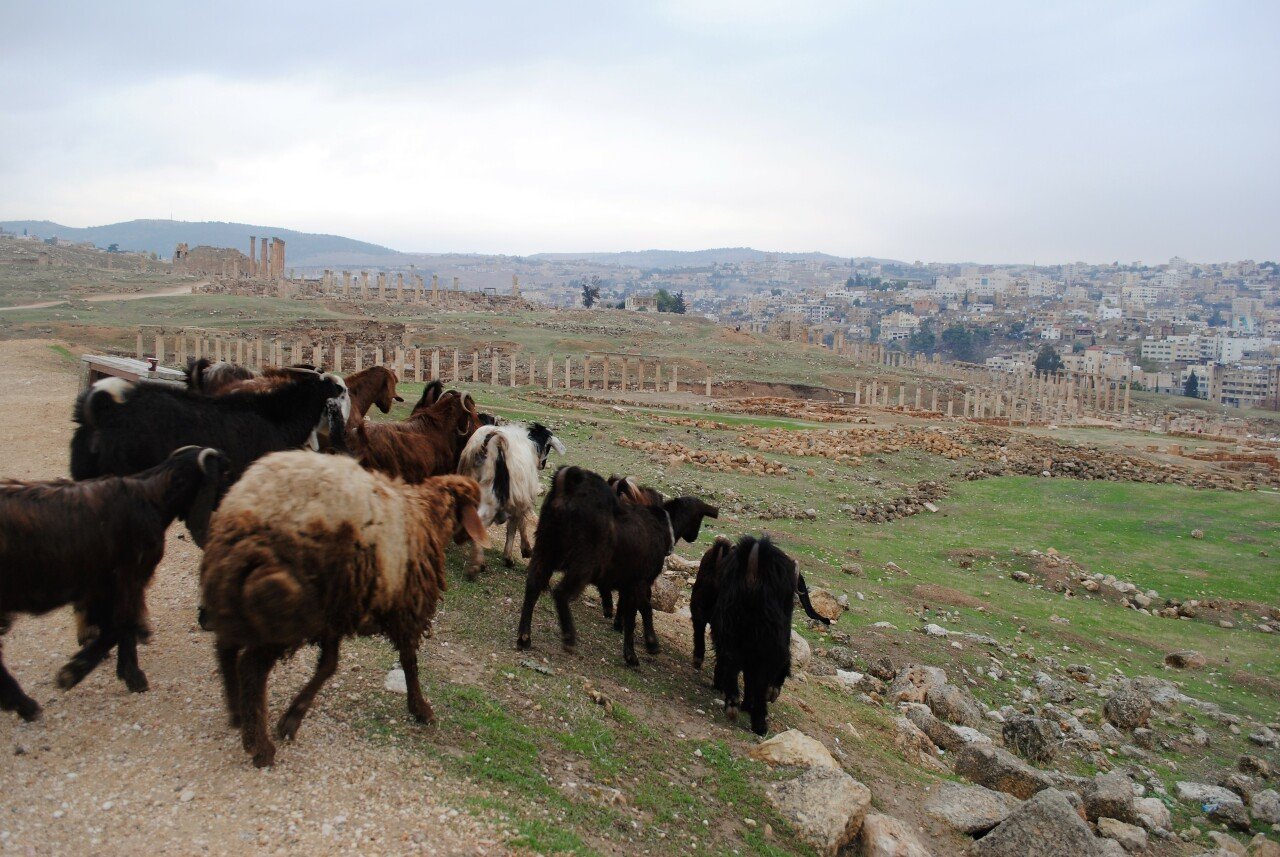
[595,475,719,626]
[525,423,567,470]
[342,365,404,425]
[70,369,346,505]
[456,423,549,578]
[691,535,829,672]
[412,380,499,426]
[705,535,818,735]
[518,466,700,666]
[0,447,228,721]
[349,390,482,484]
[199,451,488,767]
[185,358,255,395]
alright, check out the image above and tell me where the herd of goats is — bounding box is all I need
[0,359,829,767]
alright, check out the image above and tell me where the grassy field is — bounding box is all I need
[318,379,1280,854]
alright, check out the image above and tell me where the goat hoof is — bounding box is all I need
[123,672,150,693]
[251,745,277,768]
[465,566,482,581]
[55,664,83,690]
[196,606,212,632]
[276,714,302,741]
[624,652,639,668]
[692,657,703,670]
[520,546,533,559]
[411,708,436,725]
[751,720,769,737]
[724,703,739,721]
[645,639,660,655]
[4,697,41,722]
[502,555,515,568]
[561,641,576,654]
[516,635,532,650]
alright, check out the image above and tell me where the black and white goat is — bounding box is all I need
[0,446,228,721]
[456,423,555,578]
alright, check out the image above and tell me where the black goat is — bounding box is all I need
[0,447,228,721]
[596,476,719,626]
[691,534,829,671]
[70,370,345,524]
[705,535,815,735]
[518,466,683,666]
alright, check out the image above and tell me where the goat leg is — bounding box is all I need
[516,554,552,650]
[743,669,770,736]
[277,636,340,741]
[519,515,534,559]
[465,537,486,581]
[617,590,639,667]
[691,611,707,669]
[551,577,581,654]
[216,643,242,728]
[114,628,148,693]
[598,585,615,620]
[393,635,435,725]
[502,518,518,568]
[716,655,741,719]
[56,628,118,690]
[0,640,40,722]
[637,588,660,655]
[237,645,283,768]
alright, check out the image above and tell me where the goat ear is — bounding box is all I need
[704,503,720,519]
[183,450,227,548]
[457,502,490,548]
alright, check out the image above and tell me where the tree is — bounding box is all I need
[1184,371,1199,398]
[1071,341,1086,354]
[654,288,686,313]
[908,326,936,355]
[672,291,687,314]
[107,243,120,253]
[581,276,601,308]
[1034,344,1064,376]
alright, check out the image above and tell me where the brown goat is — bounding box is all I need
[200,451,488,767]
[350,390,482,484]
[342,366,404,424]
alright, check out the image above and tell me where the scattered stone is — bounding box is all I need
[923,783,1017,835]
[925,683,984,728]
[1002,715,1059,765]
[650,575,680,613]
[954,744,1054,800]
[807,588,845,621]
[1221,773,1257,804]
[842,563,865,577]
[1133,796,1171,833]
[1206,831,1247,855]
[383,668,407,694]
[1252,789,1280,825]
[887,665,948,705]
[1248,834,1280,857]
[869,657,896,682]
[893,717,946,772]
[1084,771,1136,823]
[1104,690,1152,730]
[790,631,812,670]
[1097,817,1147,853]
[748,729,837,770]
[1239,756,1273,779]
[767,767,872,856]
[1250,727,1279,748]
[903,704,968,753]
[1209,800,1252,832]
[972,789,1103,857]
[1165,650,1208,670]
[923,623,949,637]
[858,812,931,857]
[1191,529,1205,539]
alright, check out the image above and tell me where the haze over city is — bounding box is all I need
[2,0,1277,263]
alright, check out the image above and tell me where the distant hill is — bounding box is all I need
[0,219,402,268]
[530,247,849,268]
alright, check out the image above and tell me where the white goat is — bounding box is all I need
[457,423,552,578]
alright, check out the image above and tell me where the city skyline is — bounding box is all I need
[2,1,1277,263]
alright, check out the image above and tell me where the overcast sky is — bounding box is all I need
[2,1,1276,263]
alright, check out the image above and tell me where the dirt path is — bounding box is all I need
[0,340,504,856]
[0,284,197,313]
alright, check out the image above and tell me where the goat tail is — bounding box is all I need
[795,573,831,625]
[239,563,318,643]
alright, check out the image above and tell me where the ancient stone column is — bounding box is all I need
[563,357,571,389]
[452,350,460,383]
[261,240,269,281]
[452,277,459,292]
[431,274,439,300]
[898,384,905,407]
[374,346,383,366]
[397,273,404,301]
[602,357,610,391]
[414,348,423,382]
[930,388,938,412]
[547,357,555,390]
[155,335,165,364]
[312,343,324,369]
[136,332,144,359]
[583,357,591,390]
[705,376,712,397]
[512,274,520,297]
[655,364,662,391]
[915,387,921,409]
[620,360,628,390]
[430,349,439,381]
[331,343,342,374]
[1124,384,1131,415]
[670,365,678,393]
[353,347,362,372]
[528,357,536,387]
[472,352,479,384]
[854,386,861,405]
[360,272,369,299]
[947,398,954,417]
[393,348,404,378]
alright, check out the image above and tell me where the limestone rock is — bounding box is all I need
[1164,650,1207,669]
[1206,831,1247,855]
[1248,834,1280,857]
[383,668,407,693]
[1002,714,1059,764]
[1097,818,1147,853]
[973,789,1104,857]
[1104,690,1152,730]
[650,575,680,613]
[903,703,969,753]
[807,588,845,621]
[1176,781,1245,809]
[748,729,837,769]
[1084,771,1136,823]
[790,630,812,670]
[888,665,949,705]
[1239,756,1273,779]
[1209,800,1252,832]
[923,782,1017,834]
[1252,789,1280,825]
[893,716,946,772]
[926,683,984,728]
[1133,796,1172,833]
[858,812,931,857]
[954,744,1054,800]
[767,767,872,856]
